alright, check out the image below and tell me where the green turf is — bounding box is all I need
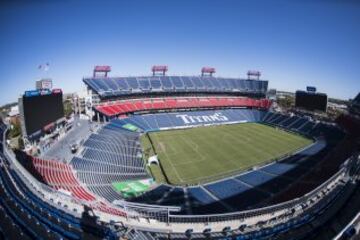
[142,123,313,185]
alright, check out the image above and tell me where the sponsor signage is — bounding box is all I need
[176,112,229,124]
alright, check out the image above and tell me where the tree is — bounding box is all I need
[18,137,24,150]
[277,95,295,109]
[63,100,73,118]
[9,121,21,138]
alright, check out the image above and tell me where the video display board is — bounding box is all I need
[295,90,327,112]
[22,91,64,137]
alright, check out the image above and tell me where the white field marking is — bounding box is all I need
[157,131,204,166]
[233,125,280,157]
[243,124,310,154]
[245,124,313,159]
[244,125,308,155]
[165,128,250,182]
[171,131,232,168]
[221,127,268,163]
[154,134,184,183]
[161,125,272,172]
[162,134,210,183]
[192,128,241,170]
[177,134,206,164]
[152,124,311,184]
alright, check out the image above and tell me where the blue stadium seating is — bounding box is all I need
[111,109,264,132]
[83,76,268,97]
[260,163,295,175]
[71,124,150,202]
[187,187,216,205]
[205,179,250,199]
[236,171,275,187]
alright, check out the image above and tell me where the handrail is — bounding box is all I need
[333,212,360,240]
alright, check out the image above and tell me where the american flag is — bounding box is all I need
[38,62,50,71]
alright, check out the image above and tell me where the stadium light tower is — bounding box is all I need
[93,65,111,77]
[247,70,261,80]
[152,65,168,76]
[201,67,216,77]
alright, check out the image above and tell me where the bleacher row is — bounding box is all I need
[96,96,271,117]
[153,177,350,240]
[0,121,115,239]
[70,125,151,203]
[0,165,82,240]
[262,112,316,134]
[263,111,345,142]
[31,157,95,201]
[108,108,266,132]
[83,76,268,97]
[130,162,300,214]
[23,156,126,217]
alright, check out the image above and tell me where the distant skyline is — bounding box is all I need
[0,0,359,105]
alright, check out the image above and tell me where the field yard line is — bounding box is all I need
[244,124,311,154]
[222,128,267,163]
[153,134,185,183]
[178,135,207,164]
[233,125,279,157]
[163,146,184,183]
[252,124,310,146]
[193,129,241,168]
[244,124,313,159]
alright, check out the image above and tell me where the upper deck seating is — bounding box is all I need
[84,76,268,98]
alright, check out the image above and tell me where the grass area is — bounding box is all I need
[141,123,313,185]
[140,134,167,183]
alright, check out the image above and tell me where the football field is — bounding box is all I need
[142,123,313,185]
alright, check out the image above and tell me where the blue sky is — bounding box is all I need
[0,0,359,105]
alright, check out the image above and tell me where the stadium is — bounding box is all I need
[0,64,360,240]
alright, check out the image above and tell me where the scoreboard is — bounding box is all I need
[21,89,64,139]
[295,90,327,112]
